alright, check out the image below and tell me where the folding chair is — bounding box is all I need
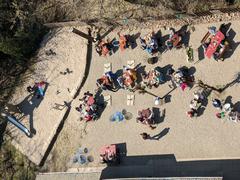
[127,94,135,106]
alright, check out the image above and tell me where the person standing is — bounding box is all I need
[140,132,150,140]
[212,99,222,110]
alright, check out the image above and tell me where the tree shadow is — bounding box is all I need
[99,25,116,41]
[162,87,177,99]
[74,28,93,98]
[150,127,170,140]
[220,72,240,92]
[127,32,141,49]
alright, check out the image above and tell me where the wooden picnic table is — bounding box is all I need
[205,31,225,59]
[171,34,180,47]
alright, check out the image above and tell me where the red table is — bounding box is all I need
[205,31,225,59]
[99,145,116,156]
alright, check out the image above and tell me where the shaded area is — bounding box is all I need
[39,101,72,166]
[17,83,49,136]
[74,28,93,99]
[197,45,205,62]
[224,28,240,59]
[100,154,240,179]
[126,32,141,49]
[152,108,165,124]
[197,88,212,117]
[0,120,7,147]
[177,25,190,47]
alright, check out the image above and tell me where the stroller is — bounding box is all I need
[137,108,156,129]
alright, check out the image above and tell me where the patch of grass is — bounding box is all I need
[0,141,36,180]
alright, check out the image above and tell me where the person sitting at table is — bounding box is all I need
[96,72,117,92]
[202,38,211,51]
[143,69,162,88]
[118,32,129,51]
[140,32,158,54]
[137,108,156,129]
[122,72,136,90]
[140,37,147,50]
[98,39,112,56]
[213,42,226,60]
[208,26,217,36]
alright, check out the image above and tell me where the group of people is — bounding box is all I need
[165,28,183,50]
[95,27,187,57]
[27,81,46,99]
[141,68,165,89]
[76,91,101,122]
[187,90,205,118]
[201,24,230,61]
[95,32,129,56]
[140,32,159,55]
[96,66,138,92]
[137,108,156,129]
[212,98,240,122]
[167,66,195,91]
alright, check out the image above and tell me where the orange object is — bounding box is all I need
[119,35,127,51]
